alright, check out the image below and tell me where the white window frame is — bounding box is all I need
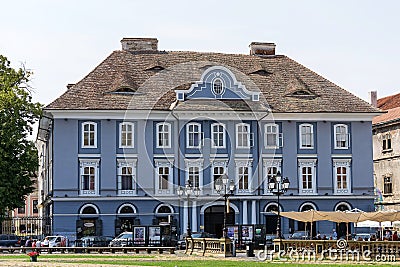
[119,122,134,148]
[117,159,137,196]
[186,122,202,148]
[264,123,281,149]
[235,160,253,194]
[298,159,317,195]
[211,123,226,148]
[236,123,251,148]
[82,122,97,148]
[211,160,228,195]
[299,123,314,149]
[156,122,172,149]
[334,124,349,149]
[185,159,204,195]
[155,160,173,195]
[79,159,100,196]
[263,159,282,194]
[333,159,351,195]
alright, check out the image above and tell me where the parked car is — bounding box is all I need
[45,235,68,247]
[0,234,19,247]
[109,232,133,247]
[265,234,278,249]
[76,236,113,247]
[289,231,310,240]
[353,233,372,241]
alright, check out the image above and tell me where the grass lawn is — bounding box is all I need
[0,254,396,266]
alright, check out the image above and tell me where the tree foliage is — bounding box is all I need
[0,55,42,220]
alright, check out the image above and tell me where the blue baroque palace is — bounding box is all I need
[37,38,380,242]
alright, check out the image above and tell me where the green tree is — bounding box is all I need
[0,55,42,222]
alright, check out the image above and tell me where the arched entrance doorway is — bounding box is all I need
[115,203,137,236]
[298,203,317,238]
[204,205,234,238]
[76,204,101,239]
[154,204,174,225]
[264,203,279,234]
[335,202,352,239]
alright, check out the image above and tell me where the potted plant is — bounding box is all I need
[27,251,40,262]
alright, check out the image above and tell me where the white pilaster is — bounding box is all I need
[192,201,197,232]
[251,200,257,224]
[183,201,188,235]
[243,200,248,224]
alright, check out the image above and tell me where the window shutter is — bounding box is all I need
[279,133,284,148]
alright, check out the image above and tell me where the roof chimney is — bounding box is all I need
[369,91,377,107]
[121,38,158,52]
[249,42,276,56]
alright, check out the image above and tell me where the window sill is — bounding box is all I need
[383,194,394,197]
[299,147,314,150]
[382,149,393,153]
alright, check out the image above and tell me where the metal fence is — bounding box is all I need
[0,216,51,238]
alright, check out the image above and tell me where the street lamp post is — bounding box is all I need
[177,180,200,239]
[215,174,235,239]
[268,171,290,246]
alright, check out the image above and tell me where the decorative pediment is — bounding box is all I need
[175,66,260,102]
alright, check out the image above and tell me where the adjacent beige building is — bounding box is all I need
[373,92,400,210]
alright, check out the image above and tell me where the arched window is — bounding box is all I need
[212,78,224,95]
[117,203,137,214]
[80,204,99,215]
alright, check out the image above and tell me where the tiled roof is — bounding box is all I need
[372,106,400,125]
[46,50,380,114]
[377,93,400,110]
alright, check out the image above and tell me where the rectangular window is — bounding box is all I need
[238,166,249,191]
[158,167,169,190]
[79,159,99,195]
[299,124,313,149]
[120,122,134,148]
[382,133,392,151]
[298,159,316,195]
[302,167,313,189]
[265,124,279,148]
[32,200,38,214]
[236,123,251,148]
[263,159,282,194]
[213,166,225,190]
[117,160,137,196]
[211,123,225,148]
[18,207,25,214]
[156,123,171,148]
[384,176,393,195]
[333,159,351,194]
[82,122,97,148]
[334,124,349,149]
[336,167,347,189]
[188,166,200,188]
[82,166,95,190]
[187,123,202,148]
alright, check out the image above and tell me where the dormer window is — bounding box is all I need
[212,79,224,95]
[292,90,311,96]
[115,87,136,94]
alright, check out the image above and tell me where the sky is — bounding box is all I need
[1,0,399,106]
